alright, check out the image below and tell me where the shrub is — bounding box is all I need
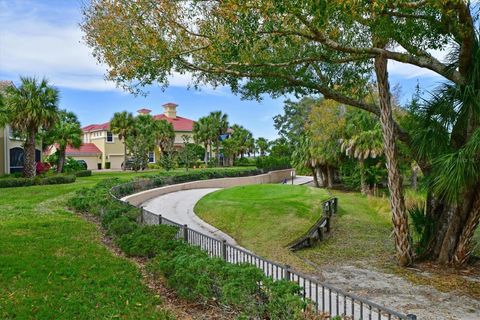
[118,225,179,258]
[36,162,51,175]
[256,156,291,171]
[264,279,306,320]
[0,174,76,188]
[234,157,255,167]
[63,157,84,173]
[108,216,138,237]
[75,170,92,177]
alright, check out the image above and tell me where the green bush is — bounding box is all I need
[108,216,139,237]
[118,225,179,258]
[75,170,92,177]
[0,174,76,188]
[64,157,84,173]
[256,156,291,171]
[264,279,306,320]
[234,157,256,166]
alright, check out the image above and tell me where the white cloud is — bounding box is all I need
[0,1,206,92]
[388,47,449,79]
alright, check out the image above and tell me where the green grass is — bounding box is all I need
[0,171,177,319]
[297,191,395,265]
[195,184,330,267]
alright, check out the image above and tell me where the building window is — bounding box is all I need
[148,151,155,163]
[9,147,24,173]
[106,131,113,142]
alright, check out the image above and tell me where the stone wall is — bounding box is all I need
[122,169,294,206]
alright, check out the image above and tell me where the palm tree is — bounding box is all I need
[193,116,212,165]
[110,111,134,170]
[256,137,269,156]
[208,111,229,166]
[341,124,383,195]
[2,77,59,177]
[154,119,175,155]
[44,110,83,173]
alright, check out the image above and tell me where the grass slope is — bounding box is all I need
[0,173,173,319]
[195,184,330,267]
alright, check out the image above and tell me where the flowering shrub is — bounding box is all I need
[36,162,51,175]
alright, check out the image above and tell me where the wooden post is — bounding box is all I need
[140,206,144,224]
[158,214,162,225]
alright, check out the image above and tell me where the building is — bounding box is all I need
[71,102,195,170]
[0,80,43,175]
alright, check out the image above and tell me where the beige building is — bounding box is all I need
[0,125,43,175]
[72,103,195,170]
[0,81,43,175]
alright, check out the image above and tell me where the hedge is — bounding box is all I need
[75,170,92,177]
[111,168,262,198]
[0,174,76,188]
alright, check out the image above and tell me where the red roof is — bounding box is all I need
[152,114,194,131]
[163,102,178,107]
[66,143,101,155]
[82,122,110,132]
[82,115,194,133]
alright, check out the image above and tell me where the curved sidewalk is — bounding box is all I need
[141,175,313,246]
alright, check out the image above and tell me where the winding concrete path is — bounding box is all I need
[142,188,241,245]
[142,175,313,246]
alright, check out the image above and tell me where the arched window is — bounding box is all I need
[9,147,24,173]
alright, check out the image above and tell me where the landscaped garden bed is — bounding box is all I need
[68,169,322,319]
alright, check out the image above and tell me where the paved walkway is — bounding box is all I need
[142,176,313,246]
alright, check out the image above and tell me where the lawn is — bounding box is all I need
[194,184,330,268]
[0,171,177,319]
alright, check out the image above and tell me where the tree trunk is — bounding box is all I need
[421,185,480,267]
[411,165,418,190]
[311,166,319,188]
[359,159,368,195]
[326,165,334,188]
[204,143,208,165]
[123,139,127,171]
[216,142,220,166]
[374,51,412,267]
[316,165,326,187]
[57,149,66,173]
[23,132,36,178]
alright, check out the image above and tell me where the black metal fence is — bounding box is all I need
[140,205,416,320]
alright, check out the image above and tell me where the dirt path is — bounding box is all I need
[308,263,480,320]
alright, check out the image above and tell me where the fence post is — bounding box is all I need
[158,214,162,225]
[222,240,227,261]
[183,224,189,242]
[326,216,330,233]
[140,206,144,224]
[406,315,417,320]
[318,227,324,241]
[333,198,338,214]
[284,265,291,281]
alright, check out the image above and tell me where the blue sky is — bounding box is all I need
[0,0,445,140]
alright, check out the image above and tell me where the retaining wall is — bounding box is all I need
[122,168,294,206]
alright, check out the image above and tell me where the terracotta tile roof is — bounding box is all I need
[82,115,194,133]
[153,114,194,131]
[66,143,102,155]
[163,102,178,107]
[81,122,110,132]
